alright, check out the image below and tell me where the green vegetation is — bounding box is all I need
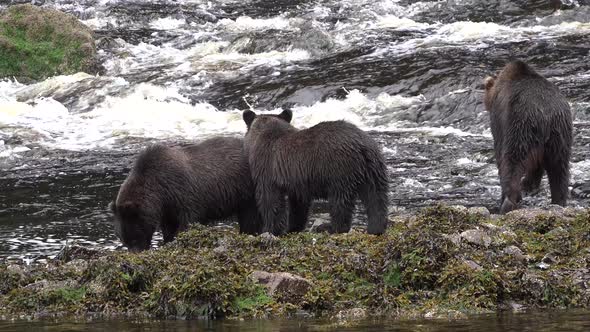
[0,4,96,81]
[1,205,589,321]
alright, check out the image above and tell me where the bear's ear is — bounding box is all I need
[243,110,257,127]
[278,108,293,123]
[484,76,495,91]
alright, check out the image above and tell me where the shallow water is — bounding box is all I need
[1,0,590,262]
[3,310,590,331]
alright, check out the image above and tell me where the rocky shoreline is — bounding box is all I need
[1,204,589,323]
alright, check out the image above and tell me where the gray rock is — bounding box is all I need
[542,252,558,265]
[310,213,331,231]
[444,233,462,246]
[460,229,492,248]
[468,207,491,219]
[251,271,312,303]
[336,307,367,320]
[450,205,468,213]
[503,245,526,262]
[463,259,483,271]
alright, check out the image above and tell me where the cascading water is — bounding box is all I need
[1,0,589,263]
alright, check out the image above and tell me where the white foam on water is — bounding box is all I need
[219,16,294,32]
[375,16,431,30]
[367,19,590,57]
[1,84,484,152]
[150,17,186,30]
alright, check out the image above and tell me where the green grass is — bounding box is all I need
[0,4,94,80]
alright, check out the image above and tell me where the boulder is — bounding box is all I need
[0,4,98,81]
[250,271,312,303]
[460,229,492,248]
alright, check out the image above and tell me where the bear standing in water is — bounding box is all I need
[484,60,573,214]
[242,109,389,235]
[109,137,262,251]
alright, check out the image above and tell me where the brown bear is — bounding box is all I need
[109,136,263,252]
[484,59,573,214]
[242,108,389,235]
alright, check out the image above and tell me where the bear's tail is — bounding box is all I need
[360,145,389,235]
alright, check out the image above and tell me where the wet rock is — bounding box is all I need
[542,252,559,265]
[424,309,467,320]
[503,208,568,233]
[54,244,101,263]
[521,272,547,298]
[450,205,468,213]
[463,259,483,271]
[460,229,492,247]
[503,245,526,263]
[213,236,231,255]
[96,36,126,51]
[250,271,312,303]
[24,279,77,292]
[500,301,527,313]
[572,182,590,199]
[336,307,367,320]
[468,206,491,219]
[310,213,331,232]
[258,232,279,248]
[444,233,462,246]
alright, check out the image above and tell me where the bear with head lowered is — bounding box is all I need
[242,108,389,235]
[484,59,573,214]
[109,136,262,251]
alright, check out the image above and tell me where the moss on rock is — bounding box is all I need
[1,204,590,321]
[0,4,97,81]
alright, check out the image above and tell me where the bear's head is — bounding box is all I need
[109,200,155,252]
[242,108,293,132]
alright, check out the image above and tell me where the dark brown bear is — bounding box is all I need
[109,136,262,251]
[484,60,573,214]
[242,109,389,235]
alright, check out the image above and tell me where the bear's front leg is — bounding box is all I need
[255,185,287,236]
[287,195,311,233]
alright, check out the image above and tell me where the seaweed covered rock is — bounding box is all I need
[0,4,98,81]
[251,271,312,303]
[0,205,590,321]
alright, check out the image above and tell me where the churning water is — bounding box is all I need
[1,0,590,263]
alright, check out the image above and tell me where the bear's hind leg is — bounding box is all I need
[543,151,570,206]
[499,161,525,214]
[316,194,355,234]
[237,202,263,235]
[522,166,544,196]
[287,195,311,233]
[359,183,388,235]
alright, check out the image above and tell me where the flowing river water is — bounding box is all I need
[1,0,590,266]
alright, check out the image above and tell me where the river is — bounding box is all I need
[2,310,590,331]
[1,0,590,264]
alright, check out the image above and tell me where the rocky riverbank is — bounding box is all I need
[1,204,590,322]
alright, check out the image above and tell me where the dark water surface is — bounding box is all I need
[1,0,590,262]
[3,310,590,331]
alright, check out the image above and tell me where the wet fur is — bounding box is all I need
[243,109,389,235]
[110,136,262,251]
[484,60,573,214]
